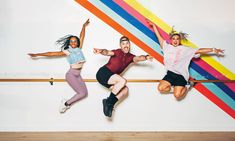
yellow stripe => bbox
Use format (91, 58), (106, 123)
(124, 0), (235, 79)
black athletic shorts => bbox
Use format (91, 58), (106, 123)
(162, 71), (187, 86)
(96, 66), (114, 88)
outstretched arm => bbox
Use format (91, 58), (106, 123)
(195, 48), (224, 56)
(28, 51), (66, 57)
(146, 19), (165, 48)
(79, 19), (90, 49)
(133, 55), (153, 63)
(93, 48), (114, 56)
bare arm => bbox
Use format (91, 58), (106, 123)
(93, 48), (114, 56)
(28, 51), (66, 57)
(133, 55), (153, 63)
(146, 19), (165, 48)
(79, 19), (90, 49)
(195, 48), (224, 56)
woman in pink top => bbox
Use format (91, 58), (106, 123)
(147, 19), (224, 100)
(94, 36), (153, 117)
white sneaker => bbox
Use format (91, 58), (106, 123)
(59, 99), (70, 114)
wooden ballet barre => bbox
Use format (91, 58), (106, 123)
(0, 78), (234, 85)
(0, 78), (158, 83)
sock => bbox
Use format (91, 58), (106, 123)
(186, 81), (195, 90)
(169, 86), (174, 93)
(107, 92), (118, 106)
(65, 102), (70, 107)
(186, 84), (190, 89)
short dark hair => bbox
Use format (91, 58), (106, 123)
(120, 36), (130, 43)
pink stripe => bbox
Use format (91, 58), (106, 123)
(114, 0), (170, 42)
(114, 0), (234, 91)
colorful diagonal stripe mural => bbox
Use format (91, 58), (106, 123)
(75, 0), (235, 119)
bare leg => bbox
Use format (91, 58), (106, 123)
(173, 86), (187, 100)
(115, 86), (129, 100)
(107, 74), (127, 95)
(158, 80), (171, 93)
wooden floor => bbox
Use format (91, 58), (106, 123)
(0, 132), (235, 141)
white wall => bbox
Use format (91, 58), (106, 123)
(0, 0), (234, 131)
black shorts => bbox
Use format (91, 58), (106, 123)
(96, 66), (114, 88)
(162, 71), (187, 86)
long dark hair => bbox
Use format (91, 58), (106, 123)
(56, 35), (80, 50)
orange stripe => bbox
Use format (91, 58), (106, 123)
(75, 0), (163, 63)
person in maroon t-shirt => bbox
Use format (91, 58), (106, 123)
(94, 36), (153, 117)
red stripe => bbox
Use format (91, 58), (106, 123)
(195, 83), (235, 118)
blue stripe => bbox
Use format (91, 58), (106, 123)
(100, 0), (160, 45)
(190, 69), (235, 110)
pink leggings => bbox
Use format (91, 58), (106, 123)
(65, 68), (88, 105)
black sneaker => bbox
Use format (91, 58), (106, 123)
(102, 99), (113, 117)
